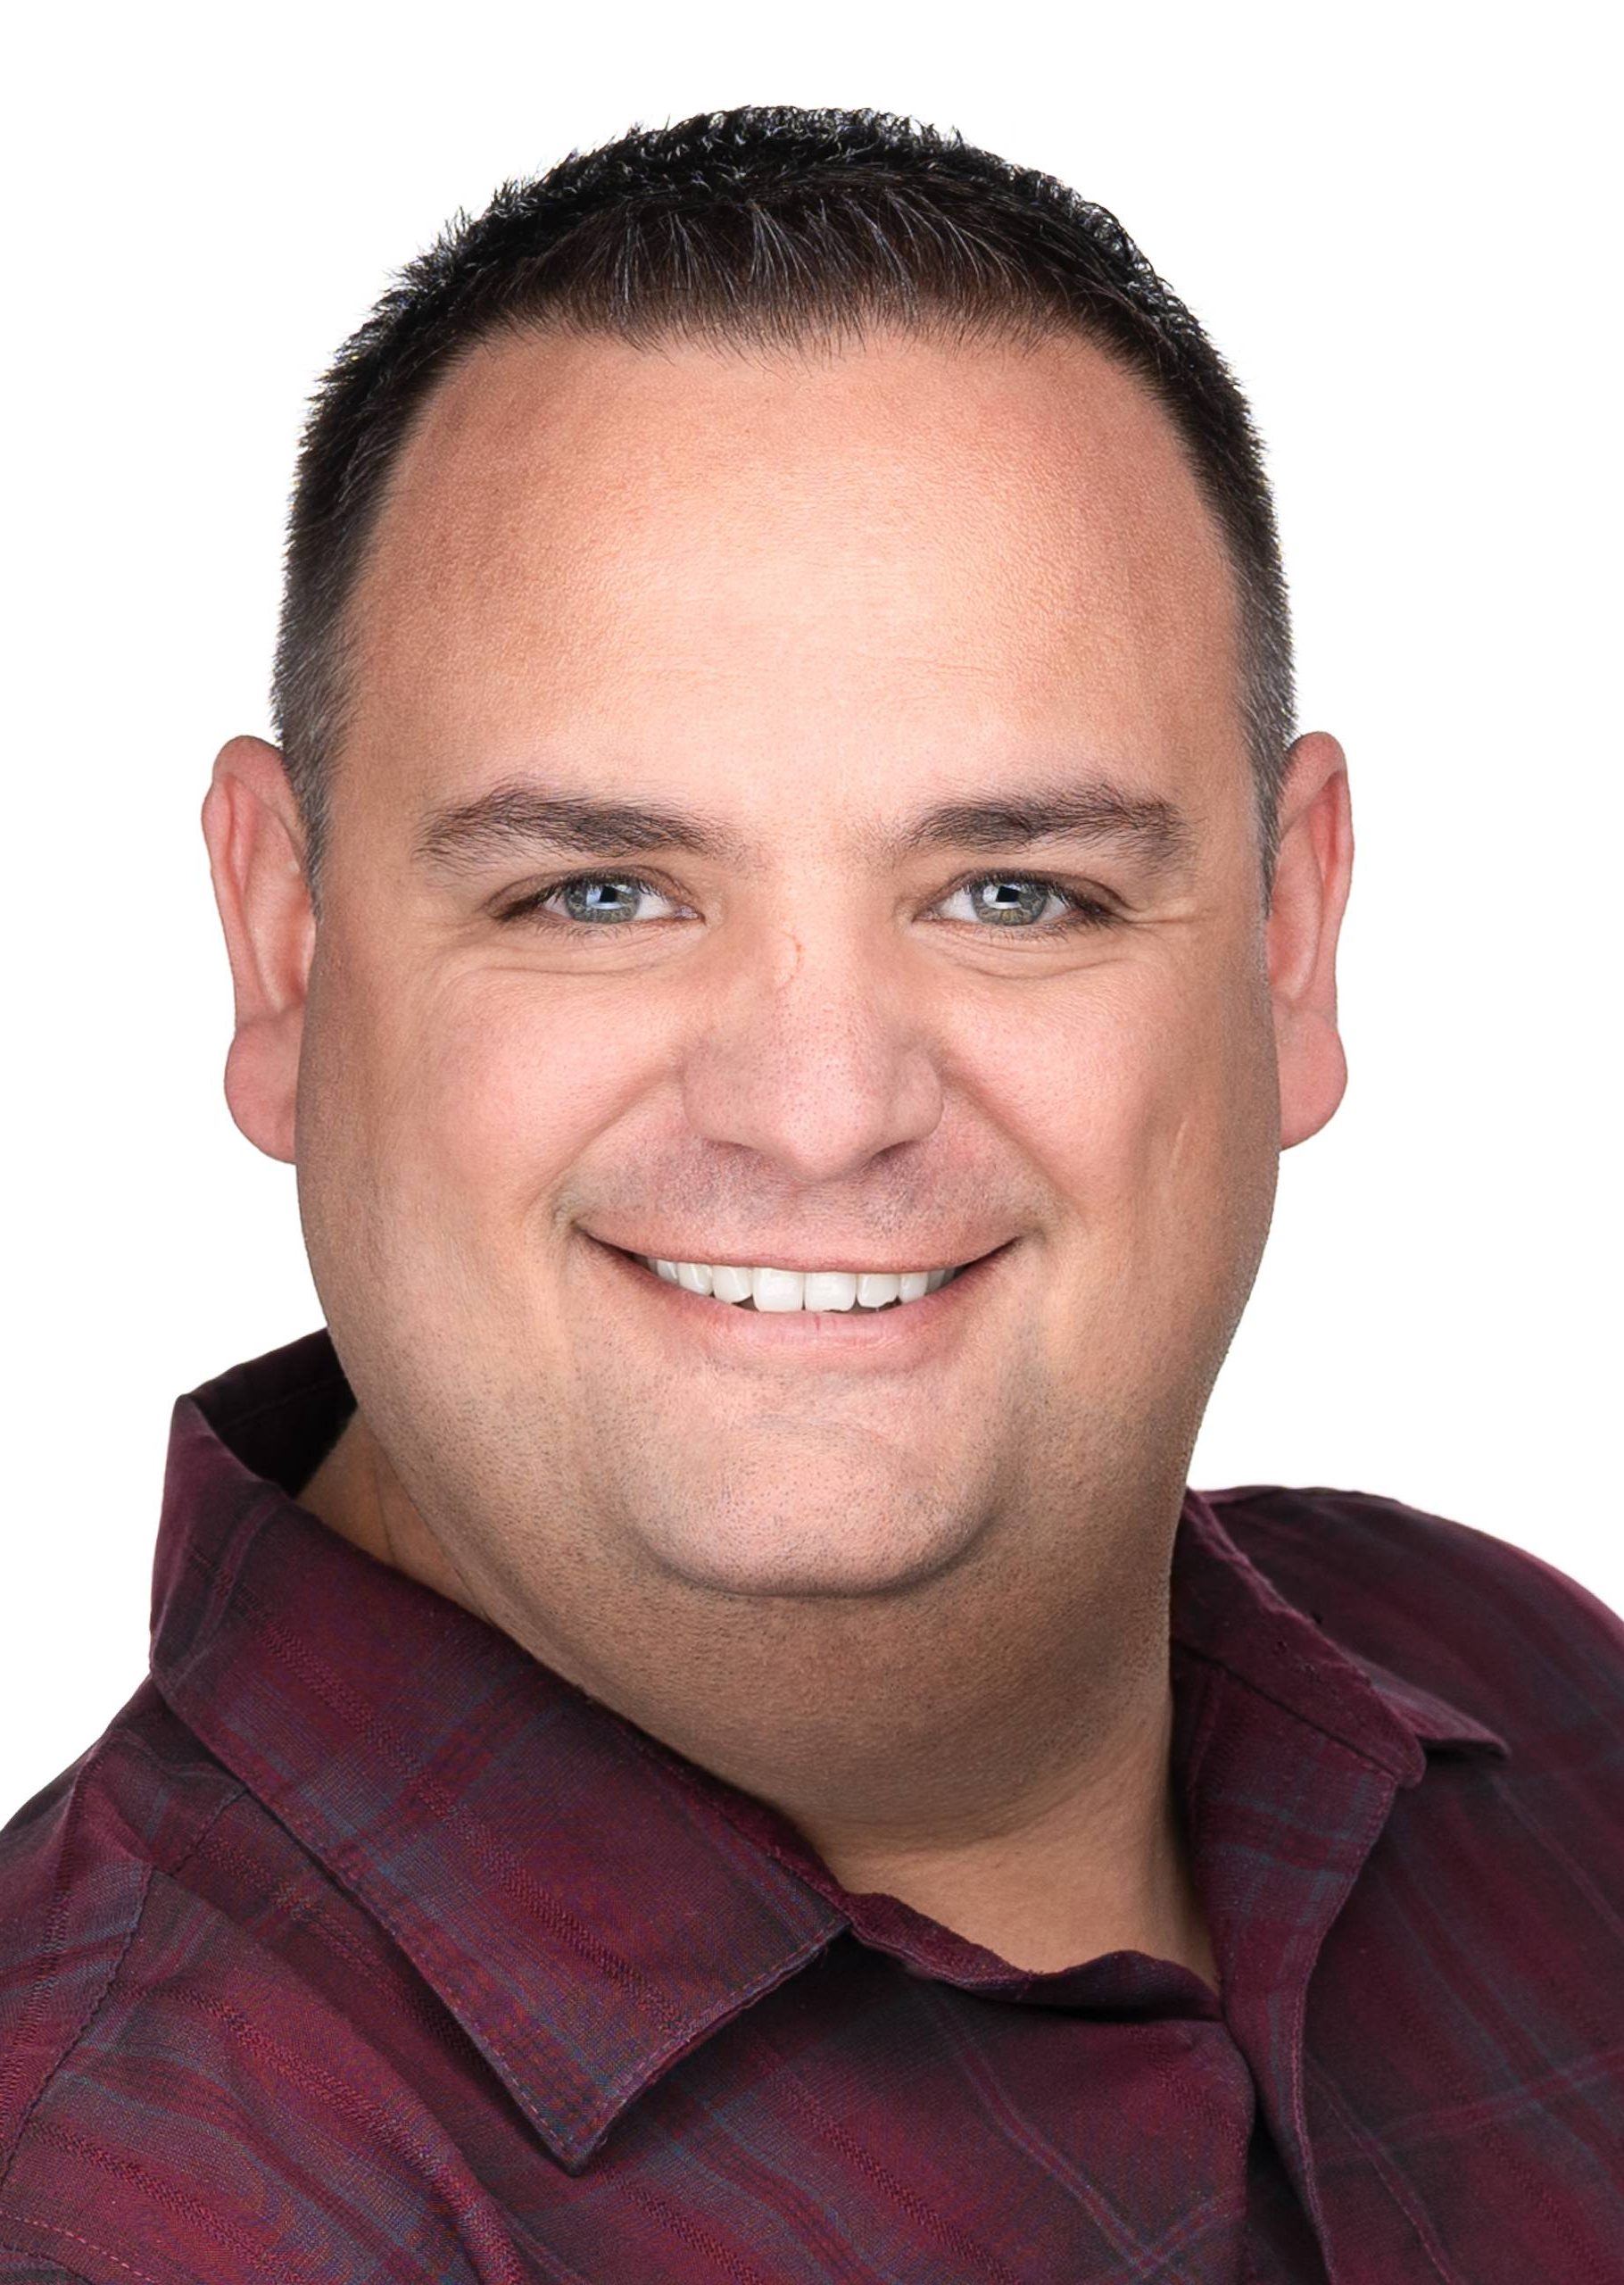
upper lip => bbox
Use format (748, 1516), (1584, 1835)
(587, 1234), (1010, 1275)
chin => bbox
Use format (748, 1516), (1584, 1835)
(630, 1481), (990, 1602)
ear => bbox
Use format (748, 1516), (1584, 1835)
(200, 735), (314, 1164)
(1268, 730), (1354, 1150)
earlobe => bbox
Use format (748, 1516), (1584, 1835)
(200, 735), (314, 1166)
(1268, 731), (1355, 1151)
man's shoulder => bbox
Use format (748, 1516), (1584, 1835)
(0, 1685), (244, 2160)
(0, 1685), (501, 2280)
(1206, 1481), (1624, 1752)
(0, 1697), (319, 2272)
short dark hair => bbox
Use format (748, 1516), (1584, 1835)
(273, 104), (1295, 904)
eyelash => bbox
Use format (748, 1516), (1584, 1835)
(497, 870), (1125, 936)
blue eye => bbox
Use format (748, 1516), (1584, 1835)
(965, 878), (1058, 926)
(497, 869), (1119, 937)
(558, 877), (651, 924)
(503, 874), (685, 927)
(937, 877), (1118, 930)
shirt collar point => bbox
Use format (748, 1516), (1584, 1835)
(1175, 1490), (1511, 1775)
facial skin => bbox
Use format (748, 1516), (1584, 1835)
(204, 326), (1352, 1975)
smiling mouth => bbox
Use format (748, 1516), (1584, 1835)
(633, 1254), (969, 1313)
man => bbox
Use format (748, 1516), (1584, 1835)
(2, 103), (1620, 2284)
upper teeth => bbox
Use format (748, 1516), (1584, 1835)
(640, 1259), (960, 1311)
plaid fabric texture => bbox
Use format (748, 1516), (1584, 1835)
(1, 1328), (1620, 2281)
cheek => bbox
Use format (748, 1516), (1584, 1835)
(963, 950), (1277, 1283)
(301, 953), (675, 1352)
(388, 968), (668, 1222)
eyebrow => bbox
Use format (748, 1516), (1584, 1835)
(413, 772), (1196, 881)
(889, 782), (1196, 876)
(414, 783), (750, 873)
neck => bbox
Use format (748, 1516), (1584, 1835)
(798, 1687), (1214, 1982)
(298, 1409), (1215, 1986)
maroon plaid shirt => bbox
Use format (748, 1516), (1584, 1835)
(2, 1330), (1620, 2282)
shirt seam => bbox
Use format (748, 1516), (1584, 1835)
(1170, 1636), (1415, 1779)
(612, 1721), (841, 1910)
(1304, 2060), (1465, 2285)
(0, 1734), (158, 2201)
(152, 1768), (253, 1891)
(0, 1749), (242, 2210)
(0, 1868), (153, 2207)
(1178, 1643), (1228, 1801)
(0, 2214), (161, 2285)
(561, 1920), (841, 2161)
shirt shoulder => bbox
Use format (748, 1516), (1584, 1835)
(1206, 1482), (1624, 1765)
(0, 1688), (236, 2274)
(0, 1685), (228, 2156)
(0, 1685), (510, 2281)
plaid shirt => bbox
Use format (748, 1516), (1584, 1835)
(2, 1329), (1620, 2282)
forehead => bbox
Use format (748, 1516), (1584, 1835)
(344, 325), (1246, 830)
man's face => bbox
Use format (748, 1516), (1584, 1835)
(244, 328), (1336, 1636)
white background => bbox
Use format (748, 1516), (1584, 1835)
(3, 0), (1617, 1816)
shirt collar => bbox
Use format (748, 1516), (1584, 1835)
(1171, 1490), (1509, 1774)
(150, 1328), (846, 2170)
(1165, 1487), (1505, 2251)
(149, 1327), (1504, 2171)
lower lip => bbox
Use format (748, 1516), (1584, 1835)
(585, 1238), (1012, 1364)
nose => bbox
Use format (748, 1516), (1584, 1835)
(679, 919), (945, 1184)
